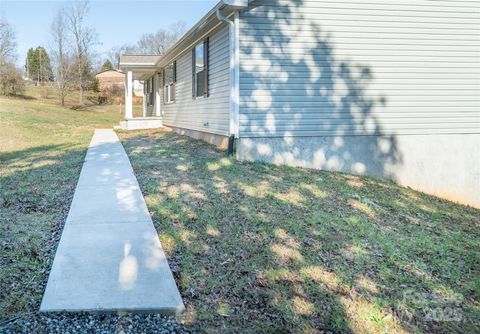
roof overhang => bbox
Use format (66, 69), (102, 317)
(119, 55), (161, 80)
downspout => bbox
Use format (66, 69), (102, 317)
(216, 8), (240, 154)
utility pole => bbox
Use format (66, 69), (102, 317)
(37, 49), (40, 85)
(39, 49), (42, 85)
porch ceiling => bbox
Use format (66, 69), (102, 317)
(119, 55), (161, 80)
(131, 69), (157, 81)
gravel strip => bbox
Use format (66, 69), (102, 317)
(0, 312), (193, 334)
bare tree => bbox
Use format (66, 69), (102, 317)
(106, 44), (137, 69)
(0, 18), (23, 97)
(107, 20), (186, 68)
(137, 30), (171, 55)
(169, 21), (187, 40)
(0, 18), (17, 60)
(107, 20), (186, 71)
(0, 58), (25, 96)
(136, 20), (187, 55)
(50, 8), (75, 106)
(65, 0), (97, 105)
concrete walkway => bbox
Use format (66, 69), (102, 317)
(40, 129), (184, 314)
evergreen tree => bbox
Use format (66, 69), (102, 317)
(25, 46), (54, 83)
(101, 59), (113, 71)
(26, 48), (36, 79)
(91, 78), (99, 92)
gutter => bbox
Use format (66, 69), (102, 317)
(216, 9), (236, 140)
(119, 63), (158, 67)
(216, 1), (246, 141)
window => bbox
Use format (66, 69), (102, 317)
(148, 77), (154, 105)
(192, 39), (209, 98)
(144, 78), (153, 106)
(164, 61), (176, 104)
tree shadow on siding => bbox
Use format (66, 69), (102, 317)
(239, 0), (402, 179)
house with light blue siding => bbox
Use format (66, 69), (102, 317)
(119, 0), (480, 207)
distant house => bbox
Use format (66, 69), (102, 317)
(95, 69), (143, 104)
(118, 0), (480, 207)
(95, 69), (124, 91)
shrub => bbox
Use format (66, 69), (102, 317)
(100, 84), (124, 104)
(87, 93), (102, 105)
(91, 78), (100, 92)
(0, 58), (25, 96)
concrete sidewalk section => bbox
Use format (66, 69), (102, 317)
(40, 129), (184, 314)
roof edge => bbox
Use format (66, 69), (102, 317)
(154, 1), (229, 68)
(156, 0), (249, 68)
(119, 0), (250, 71)
(95, 68), (124, 76)
(119, 55), (162, 69)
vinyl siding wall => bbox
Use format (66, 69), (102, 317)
(238, 0), (480, 138)
(237, 0), (480, 207)
(161, 26), (231, 136)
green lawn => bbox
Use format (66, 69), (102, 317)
(1, 89), (479, 333)
(0, 92), (123, 321)
(118, 129), (480, 333)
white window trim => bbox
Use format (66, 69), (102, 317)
(193, 39), (208, 99)
(163, 62), (176, 104)
(164, 83), (175, 104)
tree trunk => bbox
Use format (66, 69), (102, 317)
(78, 59), (83, 105)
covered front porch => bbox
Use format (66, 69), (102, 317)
(116, 55), (162, 130)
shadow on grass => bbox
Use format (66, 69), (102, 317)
(119, 130), (479, 333)
(0, 94), (37, 101)
(0, 144), (87, 320)
(1, 133), (478, 332)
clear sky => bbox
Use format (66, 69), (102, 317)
(0, 0), (218, 67)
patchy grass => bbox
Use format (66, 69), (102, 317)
(0, 91), (122, 321)
(119, 129), (480, 333)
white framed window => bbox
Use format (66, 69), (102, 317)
(192, 39), (209, 98)
(164, 61), (176, 104)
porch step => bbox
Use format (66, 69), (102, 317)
(115, 118), (163, 131)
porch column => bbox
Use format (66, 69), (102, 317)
(142, 82), (147, 117)
(155, 73), (161, 117)
(124, 70), (133, 120)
